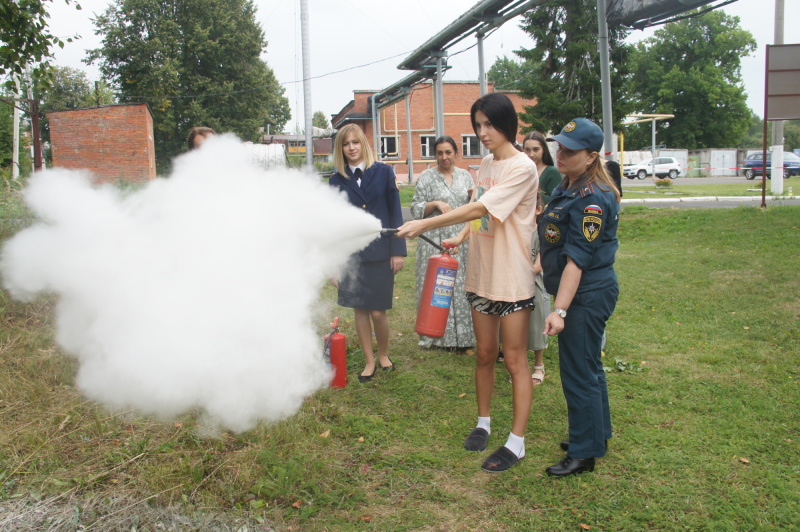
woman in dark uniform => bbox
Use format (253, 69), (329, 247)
(539, 118), (620, 477)
(329, 124), (407, 382)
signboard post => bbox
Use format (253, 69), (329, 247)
(762, 44), (800, 206)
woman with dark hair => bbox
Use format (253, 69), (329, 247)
(539, 118), (620, 477)
(398, 92), (538, 472)
(187, 127), (216, 150)
(329, 124), (407, 382)
(410, 136), (475, 350)
(522, 131), (561, 204)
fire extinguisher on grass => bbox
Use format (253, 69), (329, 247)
(415, 238), (459, 338)
(323, 317), (347, 388)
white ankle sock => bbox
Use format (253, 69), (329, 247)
(505, 432), (525, 458)
(477, 416), (491, 435)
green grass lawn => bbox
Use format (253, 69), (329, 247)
(1, 194), (798, 529)
(621, 181), (794, 199)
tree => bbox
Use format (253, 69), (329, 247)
(89, 0), (291, 170)
(312, 111), (330, 130)
(502, 1), (633, 134)
(0, 1), (79, 85)
(626, 10), (756, 149)
(0, 93), (31, 178)
(34, 66), (116, 144)
(487, 56), (528, 91)
(739, 112), (800, 151)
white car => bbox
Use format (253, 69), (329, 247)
(623, 157), (682, 179)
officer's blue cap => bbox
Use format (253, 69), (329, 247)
(547, 118), (604, 152)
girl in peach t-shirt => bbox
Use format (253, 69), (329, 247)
(398, 93), (538, 473)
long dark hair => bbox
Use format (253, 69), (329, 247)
(523, 131), (555, 166)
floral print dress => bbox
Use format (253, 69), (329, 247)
(410, 166), (475, 349)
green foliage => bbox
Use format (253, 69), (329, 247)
(486, 56), (528, 91)
(0, 0), (80, 86)
(33, 66), (116, 148)
(604, 357), (643, 373)
(740, 112), (800, 151)
(36, 66), (115, 113)
(314, 161), (333, 173)
(312, 111), (329, 129)
(627, 10), (756, 149)
(507, 0), (633, 133)
(0, 95), (32, 178)
(89, 0), (291, 172)
(654, 178), (672, 188)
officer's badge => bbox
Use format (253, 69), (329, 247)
(582, 216), (602, 242)
(584, 204), (603, 215)
(564, 121), (577, 132)
(545, 211), (562, 221)
(544, 223), (561, 243)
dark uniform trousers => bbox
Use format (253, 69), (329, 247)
(541, 180), (620, 459)
(559, 284), (618, 458)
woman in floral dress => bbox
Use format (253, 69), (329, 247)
(410, 136), (475, 350)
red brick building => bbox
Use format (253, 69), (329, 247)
(331, 81), (536, 179)
(47, 104), (156, 183)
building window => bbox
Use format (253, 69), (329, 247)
(380, 136), (399, 159)
(420, 135), (436, 158)
(462, 135), (481, 158)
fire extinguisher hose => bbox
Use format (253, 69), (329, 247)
(381, 228), (452, 254)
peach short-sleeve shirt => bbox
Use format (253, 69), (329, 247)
(464, 151), (539, 302)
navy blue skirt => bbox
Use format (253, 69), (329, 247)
(338, 260), (394, 310)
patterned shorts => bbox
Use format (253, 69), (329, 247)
(466, 292), (535, 318)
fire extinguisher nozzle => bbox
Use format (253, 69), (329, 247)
(380, 228), (399, 235)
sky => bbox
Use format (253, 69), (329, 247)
(45, 0), (798, 130)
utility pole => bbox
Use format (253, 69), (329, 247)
(597, 0), (615, 160)
(300, 0), (314, 174)
(771, 0), (784, 147)
(24, 66), (42, 171)
(12, 76), (21, 179)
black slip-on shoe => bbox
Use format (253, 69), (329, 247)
(481, 446), (523, 473)
(463, 428), (489, 452)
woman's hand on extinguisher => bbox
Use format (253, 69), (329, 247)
(390, 256), (405, 274)
(442, 224), (471, 253)
(396, 220), (427, 239)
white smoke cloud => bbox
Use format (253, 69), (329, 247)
(1, 134), (381, 432)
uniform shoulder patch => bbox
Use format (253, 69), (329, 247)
(579, 182), (595, 198)
(582, 216), (602, 242)
(584, 204), (603, 215)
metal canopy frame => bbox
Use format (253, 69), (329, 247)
(369, 0), (546, 163)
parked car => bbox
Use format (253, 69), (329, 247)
(623, 157), (682, 179)
(742, 152), (800, 180)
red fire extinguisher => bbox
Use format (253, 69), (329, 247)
(323, 317), (347, 388)
(415, 239), (459, 338)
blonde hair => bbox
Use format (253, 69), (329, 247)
(567, 152), (621, 203)
(587, 156), (621, 202)
(333, 124), (376, 176)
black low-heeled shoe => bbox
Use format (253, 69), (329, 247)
(380, 357), (395, 372)
(358, 367), (377, 383)
(546, 455), (596, 477)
